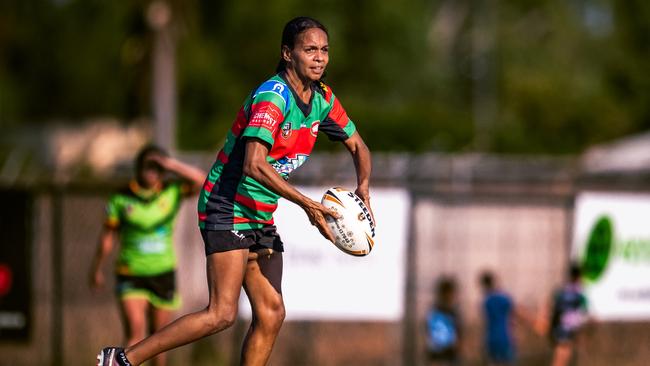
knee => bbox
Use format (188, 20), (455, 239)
(255, 298), (285, 331)
(204, 303), (238, 334)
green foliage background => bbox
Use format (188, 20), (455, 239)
(1, 0), (649, 153)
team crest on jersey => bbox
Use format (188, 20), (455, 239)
(281, 121), (292, 139)
(310, 120), (320, 137)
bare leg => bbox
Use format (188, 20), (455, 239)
(551, 343), (573, 366)
(119, 297), (149, 346)
(240, 252), (285, 366)
(150, 307), (174, 366)
(124, 249), (249, 365)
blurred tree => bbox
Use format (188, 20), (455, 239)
(0, 0), (649, 154)
(491, 0), (645, 153)
(0, 0), (150, 125)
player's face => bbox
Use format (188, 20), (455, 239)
(140, 167), (162, 188)
(139, 159), (163, 188)
(286, 28), (329, 82)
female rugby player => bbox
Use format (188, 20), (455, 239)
(98, 16), (372, 366)
(91, 145), (206, 366)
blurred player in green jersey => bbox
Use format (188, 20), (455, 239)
(91, 145), (205, 366)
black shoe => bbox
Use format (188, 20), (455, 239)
(96, 347), (132, 366)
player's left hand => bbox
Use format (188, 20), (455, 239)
(355, 185), (375, 225)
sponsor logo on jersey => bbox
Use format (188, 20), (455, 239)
(310, 120), (320, 137)
(253, 81), (289, 108)
(249, 104), (282, 132)
(272, 82), (285, 94)
(272, 154), (309, 175)
(281, 121), (292, 139)
(137, 240), (166, 254)
(319, 82), (328, 93)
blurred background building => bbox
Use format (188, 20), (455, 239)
(1, 0), (649, 365)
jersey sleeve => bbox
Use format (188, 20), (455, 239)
(319, 84), (357, 141)
(179, 181), (193, 197)
(104, 195), (121, 229)
(241, 80), (290, 147)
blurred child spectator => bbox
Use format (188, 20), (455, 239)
(548, 264), (590, 366)
(479, 271), (516, 365)
(425, 276), (462, 366)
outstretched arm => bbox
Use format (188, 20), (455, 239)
(342, 132), (373, 218)
(242, 138), (339, 243)
(513, 303), (542, 335)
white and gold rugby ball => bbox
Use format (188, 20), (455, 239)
(321, 187), (376, 256)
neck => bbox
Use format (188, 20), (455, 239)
(133, 179), (161, 192)
(283, 68), (313, 103)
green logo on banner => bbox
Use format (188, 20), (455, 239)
(582, 215), (613, 282)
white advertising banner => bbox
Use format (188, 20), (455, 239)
(239, 187), (409, 321)
(572, 191), (650, 320)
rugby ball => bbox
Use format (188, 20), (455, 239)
(321, 187), (376, 256)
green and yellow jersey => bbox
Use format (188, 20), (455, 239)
(106, 181), (187, 276)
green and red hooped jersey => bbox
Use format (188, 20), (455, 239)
(198, 73), (357, 231)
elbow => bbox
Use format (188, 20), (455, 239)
(350, 137), (369, 156)
(194, 171), (208, 188)
(243, 160), (263, 180)
(99, 240), (113, 256)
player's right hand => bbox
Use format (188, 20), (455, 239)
(302, 200), (339, 243)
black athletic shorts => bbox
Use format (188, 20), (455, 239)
(201, 225), (284, 256)
(115, 270), (179, 309)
